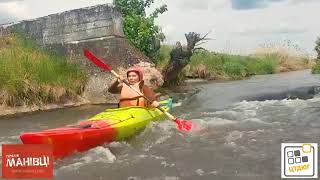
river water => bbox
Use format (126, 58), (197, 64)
(0, 70), (319, 180)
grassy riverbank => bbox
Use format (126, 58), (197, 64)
(156, 44), (313, 80)
(0, 33), (88, 107)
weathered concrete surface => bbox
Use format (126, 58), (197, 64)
(9, 4), (123, 44)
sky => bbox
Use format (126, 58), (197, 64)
(0, 0), (319, 56)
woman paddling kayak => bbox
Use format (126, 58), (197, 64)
(83, 49), (196, 131)
(108, 66), (160, 108)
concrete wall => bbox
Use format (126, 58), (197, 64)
(9, 4), (123, 45)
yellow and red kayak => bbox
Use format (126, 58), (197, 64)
(20, 99), (172, 158)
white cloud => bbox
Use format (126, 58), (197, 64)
(289, 0), (318, 5)
(0, 0), (112, 24)
(162, 24), (175, 34)
(234, 24), (307, 36)
(179, 0), (211, 11)
(151, 0), (320, 55)
(0, 1), (30, 24)
(0, 0), (23, 2)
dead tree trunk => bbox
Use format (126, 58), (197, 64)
(162, 32), (210, 87)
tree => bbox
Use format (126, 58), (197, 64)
(162, 32), (210, 87)
(113, 0), (167, 60)
(315, 37), (320, 60)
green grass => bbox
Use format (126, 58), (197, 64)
(0, 33), (88, 106)
(188, 50), (277, 80)
(154, 44), (173, 68)
(312, 60), (320, 74)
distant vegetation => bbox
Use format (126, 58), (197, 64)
(156, 42), (313, 81)
(0, 33), (88, 106)
(312, 37), (320, 74)
(186, 50), (277, 80)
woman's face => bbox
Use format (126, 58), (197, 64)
(127, 72), (140, 85)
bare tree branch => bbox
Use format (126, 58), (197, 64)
(195, 41), (208, 47)
(192, 47), (206, 53)
(199, 30), (212, 41)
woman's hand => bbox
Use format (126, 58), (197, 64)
(117, 76), (125, 83)
(150, 101), (160, 108)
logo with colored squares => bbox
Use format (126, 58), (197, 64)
(281, 143), (318, 178)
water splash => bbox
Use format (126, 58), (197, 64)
(57, 146), (116, 172)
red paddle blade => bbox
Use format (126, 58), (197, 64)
(83, 49), (112, 72)
(175, 119), (197, 131)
